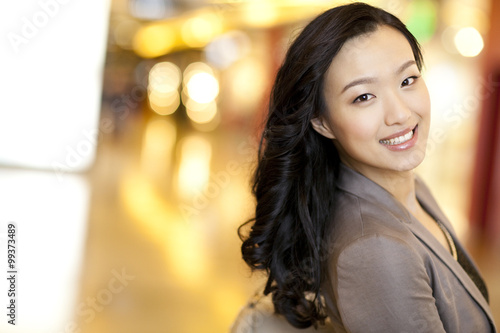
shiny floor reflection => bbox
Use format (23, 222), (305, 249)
(78, 116), (263, 333)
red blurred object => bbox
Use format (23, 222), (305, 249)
(469, 0), (500, 242)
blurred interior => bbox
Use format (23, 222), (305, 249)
(1, 0), (499, 332)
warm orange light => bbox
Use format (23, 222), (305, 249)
(183, 62), (215, 84)
(140, 118), (177, 177)
(186, 101), (218, 124)
(177, 135), (212, 199)
(181, 13), (222, 48)
(186, 72), (219, 104)
(120, 173), (209, 287)
(149, 62), (182, 93)
(148, 62), (182, 115)
(241, 1), (278, 27)
(149, 91), (180, 115)
(227, 57), (267, 113)
(133, 24), (175, 58)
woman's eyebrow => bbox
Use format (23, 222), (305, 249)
(396, 59), (417, 74)
(341, 77), (376, 94)
(341, 59), (417, 94)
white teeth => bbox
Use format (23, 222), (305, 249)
(380, 130), (413, 145)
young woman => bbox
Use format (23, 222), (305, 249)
(238, 2), (497, 332)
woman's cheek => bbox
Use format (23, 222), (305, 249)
(413, 83), (431, 117)
(347, 110), (381, 141)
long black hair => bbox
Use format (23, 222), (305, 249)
(239, 2), (423, 328)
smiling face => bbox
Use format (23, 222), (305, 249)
(311, 25), (431, 180)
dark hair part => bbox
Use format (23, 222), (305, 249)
(239, 2), (423, 328)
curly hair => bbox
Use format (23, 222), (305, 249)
(239, 2), (423, 328)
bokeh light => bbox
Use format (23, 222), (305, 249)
(177, 135), (212, 199)
(148, 62), (182, 115)
(183, 62), (219, 106)
(148, 91), (180, 116)
(185, 72), (219, 104)
(149, 62), (182, 94)
(242, 1), (278, 28)
(226, 57), (267, 114)
(454, 27), (484, 57)
(424, 62), (461, 127)
(133, 24), (175, 58)
(181, 13), (223, 48)
(186, 100), (218, 124)
(183, 62), (214, 82)
(141, 118), (177, 177)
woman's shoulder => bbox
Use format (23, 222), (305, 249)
(326, 188), (419, 267)
(326, 195), (426, 280)
(332, 188), (413, 240)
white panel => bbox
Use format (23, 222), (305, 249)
(0, 169), (89, 332)
(0, 0), (111, 173)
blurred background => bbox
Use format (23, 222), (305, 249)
(0, 0), (499, 332)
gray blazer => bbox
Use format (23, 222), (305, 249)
(322, 164), (497, 332)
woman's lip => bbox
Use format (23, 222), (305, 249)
(380, 126), (414, 141)
(379, 125), (418, 151)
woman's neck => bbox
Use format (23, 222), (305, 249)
(346, 163), (420, 214)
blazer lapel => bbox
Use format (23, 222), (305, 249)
(336, 165), (495, 327)
(413, 177), (495, 326)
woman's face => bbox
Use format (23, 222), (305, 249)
(312, 25), (430, 178)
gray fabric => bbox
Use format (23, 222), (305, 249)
(322, 164), (497, 332)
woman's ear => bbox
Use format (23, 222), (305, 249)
(310, 117), (336, 139)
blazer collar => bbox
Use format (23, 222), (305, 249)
(336, 164), (495, 325)
(414, 179), (495, 325)
(336, 163), (412, 222)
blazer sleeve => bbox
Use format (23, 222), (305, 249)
(332, 234), (446, 333)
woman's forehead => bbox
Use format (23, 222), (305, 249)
(325, 26), (416, 89)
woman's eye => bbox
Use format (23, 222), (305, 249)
(401, 76), (419, 87)
(353, 93), (374, 103)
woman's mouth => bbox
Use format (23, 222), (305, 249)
(379, 125), (418, 151)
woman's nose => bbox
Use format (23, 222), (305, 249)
(384, 90), (411, 125)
